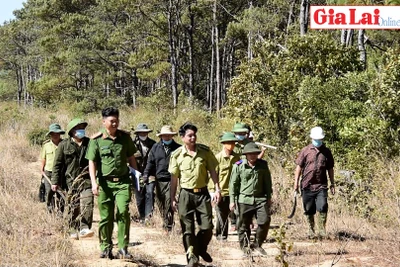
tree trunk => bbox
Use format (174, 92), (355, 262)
(187, 2), (194, 98)
(300, 0), (309, 36)
(215, 0), (221, 116)
(341, 29), (347, 45)
(346, 29), (354, 46)
(209, 15), (215, 113)
(358, 29), (366, 70)
(168, 0), (178, 108)
(287, 0), (297, 34)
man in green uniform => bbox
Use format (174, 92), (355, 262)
(169, 122), (221, 267)
(208, 132), (239, 241)
(51, 118), (93, 239)
(229, 142), (273, 257)
(40, 123), (65, 212)
(86, 107), (138, 259)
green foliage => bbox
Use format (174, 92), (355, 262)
(271, 223), (292, 267)
(27, 128), (48, 146)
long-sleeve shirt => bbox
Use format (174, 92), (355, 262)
(229, 158), (272, 206)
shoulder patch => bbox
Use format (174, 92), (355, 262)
(91, 132), (103, 139)
(235, 159), (243, 165)
(197, 143), (210, 151)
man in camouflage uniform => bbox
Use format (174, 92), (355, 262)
(169, 122), (221, 267)
(208, 132), (239, 241)
(132, 123), (156, 223)
(86, 107), (138, 259)
(294, 126), (335, 239)
(40, 123), (65, 212)
(230, 142), (273, 257)
(51, 118), (94, 239)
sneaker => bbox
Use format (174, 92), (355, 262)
(186, 255), (199, 267)
(79, 228), (94, 238)
(254, 246), (267, 256)
(69, 233), (78, 240)
(199, 251), (213, 263)
(118, 248), (133, 259)
(216, 236), (228, 242)
(100, 248), (113, 259)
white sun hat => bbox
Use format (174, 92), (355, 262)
(310, 126), (325, 140)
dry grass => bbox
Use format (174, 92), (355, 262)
(1, 102), (400, 267)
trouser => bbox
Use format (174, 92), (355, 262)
(215, 196), (230, 238)
(238, 202), (270, 249)
(68, 188), (94, 231)
(178, 188), (213, 262)
(98, 179), (132, 251)
(156, 180), (174, 230)
(43, 170), (55, 212)
(135, 182), (155, 219)
(302, 188), (328, 215)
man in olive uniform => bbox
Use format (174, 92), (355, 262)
(294, 126), (335, 239)
(230, 142), (273, 257)
(86, 107), (138, 259)
(208, 132), (239, 241)
(40, 123), (65, 212)
(169, 122), (221, 267)
(51, 118), (94, 239)
(143, 125), (181, 232)
(132, 123), (156, 223)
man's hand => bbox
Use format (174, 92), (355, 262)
(171, 197), (178, 212)
(330, 185), (335, 195)
(92, 184), (99, 196)
(229, 202), (236, 211)
(51, 184), (58, 192)
(213, 191), (221, 204)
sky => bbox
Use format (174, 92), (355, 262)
(0, 0), (25, 24)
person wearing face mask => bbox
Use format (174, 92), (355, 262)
(229, 142), (272, 257)
(208, 132), (239, 241)
(132, 123), (156, 224)
(51, 118), (94, 239)
(294, 126), (335, 239)
(142, 125), (181, 232)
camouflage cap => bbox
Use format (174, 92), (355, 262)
(242, 142), (261, 154)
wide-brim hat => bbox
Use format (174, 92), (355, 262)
(310, 126), (325, 140)
(67, 118), (88, 136)
(157, 125), (177, 136)
(242, 142), (261, 154)
(232, 123), (249, 133)
(133, 123), (152, 133)
(220, 132), (238, 143)
(46, 123), (65, 136)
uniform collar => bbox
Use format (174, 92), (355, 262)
(221, 149), (236, 158)
(101, 128), (121, 139)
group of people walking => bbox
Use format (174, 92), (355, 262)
(39, 106), (335, 267)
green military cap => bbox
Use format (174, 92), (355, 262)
(232, 123), (249, 133)
(220, 132), (238, 143)
(242, 142), (261, 154)
(67, 118), (88, 136)
(132, 123), (152, 133)
(46, 123), (65, 136)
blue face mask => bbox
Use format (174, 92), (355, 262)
(162, 139), (173, 145)
(312, 139), (323, 148)
(75, 129), (86, 139)
(235, 135), (246, 141)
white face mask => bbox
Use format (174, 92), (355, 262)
(139, 135), (147, 141)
